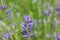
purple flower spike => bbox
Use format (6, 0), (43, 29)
(21, 15), (34, 38)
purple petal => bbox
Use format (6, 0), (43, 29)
(2, 33), (9, 39)
(2, 38), (6, 40)
(57, 14), (60, 18)
(29, 23), (33, 29)
(57, 34), (60, 39)
(56, 2), (60, 6)
(5, 9), (12, 14)
(24, 16), (31, 22)
(2, 5), (7, 9)
(24, 35), (28, 38)
(0, 6), (2, 9)
(29, 33), (34, 37)
(22, 23), (26, 29)
(44, 9), (50, 16)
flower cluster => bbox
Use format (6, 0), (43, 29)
(5, 9), (13, 20)
(54, 34), (60, 40)
(21, 16), (34, 38)
(56, 2), (60, 19)
(2, 32), (12, 40)
(44, 9), (50, 16)
(0, 5), (7, 10)
(56, 2), (60, 7)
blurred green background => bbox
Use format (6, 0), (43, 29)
(0, 0), (58, 40)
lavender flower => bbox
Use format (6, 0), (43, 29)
(21, 15), (34, 38)
(5, 9), (13, 20)
(54, 34), (60, 40)
(2, 33), (10, 40)
(44, 9), (50, 16)
(2, 32), (12, 40)
(57, 13), (60, 19)
(56, 2), (60, 13)
(56, 2), (60, 7)
(46, 33), (50, 38)
(5, 9), (12, 14)
(23, 33), (34, 38)
(24, 16), (31, 22)
(56, 8), (60, 19)
(0, 5), (7, 10)
(56, 7), (60, 18)
(2, 5), (7, 9)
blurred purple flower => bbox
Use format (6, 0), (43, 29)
(46, 33), (50, 38)
(56, 10), (60, 19)
(56, 2), (60, 6)
(57, 13), (60, 18)
(2, 32), (12, 40)
(56, 8), (60, 13)
(2, 33), (9, 40)
(54, 34), (60, 40)
(44, 9), (50, 16)
(0, 5), (7, 10)
(0, 6), (2, 9)
(22, 23), (26, 29)
(5, 9), (13, 20)
(24, 16), (31, 22)
(2, 5), (7, 9)
(5, 9), (12, 14)
(2, 33), (9, 39)
(56, 3), (60, 19)
(24, 33), (34, 38)
(21, 15), (34, 38)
